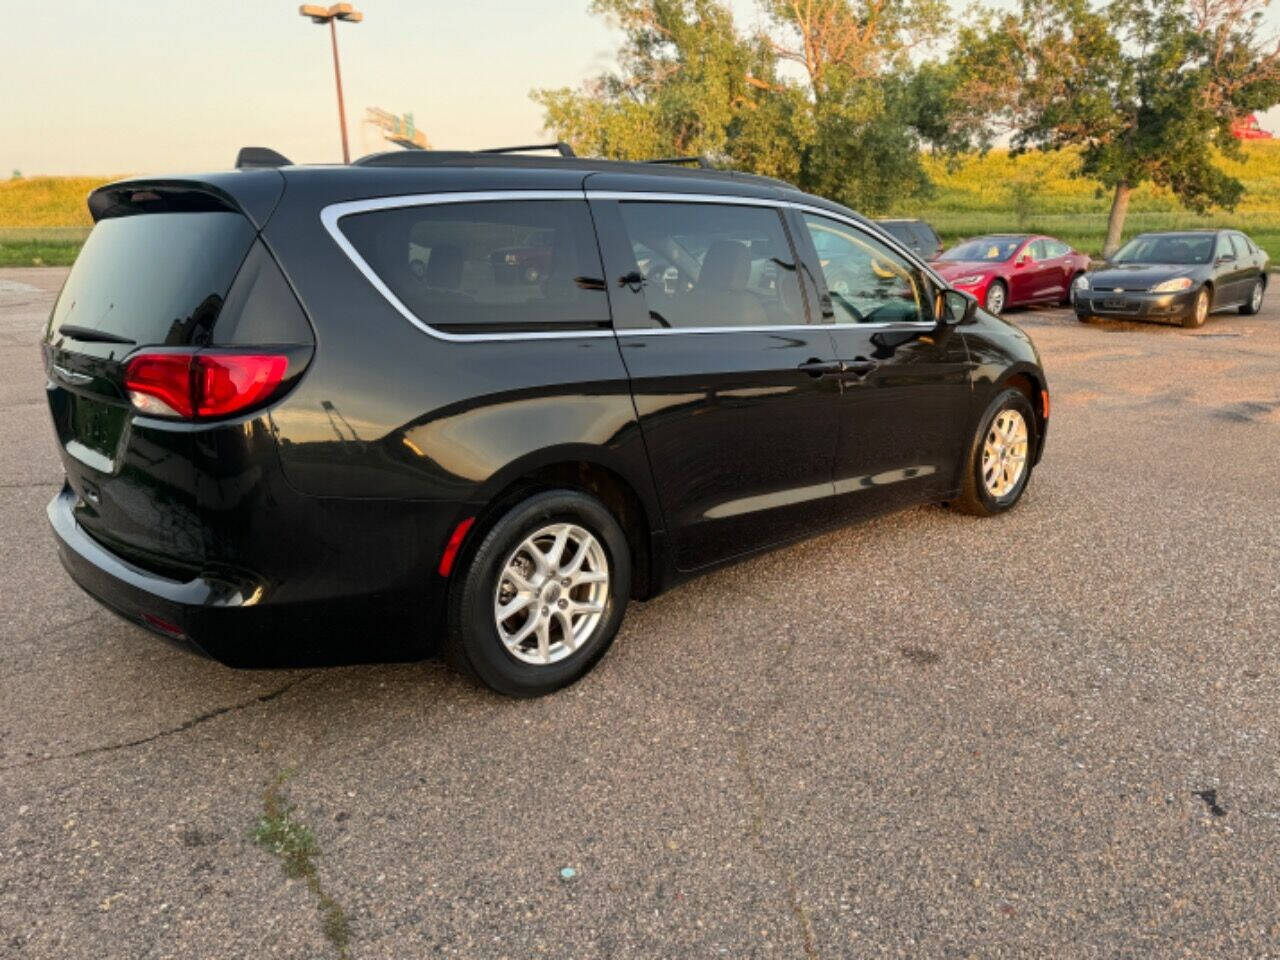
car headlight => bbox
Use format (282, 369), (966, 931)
(951, 274), (987, 286)
(1149, 277), (1193, 293)
(1075, 275), (1090, 290)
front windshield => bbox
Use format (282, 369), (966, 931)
(1112, 234), (1213, 265)
(939, 237), (1023, 262)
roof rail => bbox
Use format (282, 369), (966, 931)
(477, 142), (577, 157)
(647, 156), (712, 168)
(235, 146), (292, 169)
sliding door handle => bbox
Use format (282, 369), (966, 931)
(798, 359), (843, 378)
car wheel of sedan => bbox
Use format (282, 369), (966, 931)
(1183, 287), (1210, 328)
(445, 489), (630, 697)
(951, 388), (1036, 517)
(985, 280), (1007, 316)
(1240, 278), (1265, 316)
(1062, 273), (1083, 307)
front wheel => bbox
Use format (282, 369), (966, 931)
(445, 489), (631, 697)
(950, 388), (1037, 517)
(984, 280), (1007, 316)
(1062, 273), (1083, 307)
(1182, 287), (1210, 328)
(1240, 278), (1265, 315)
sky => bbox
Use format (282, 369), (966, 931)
(4, 0), (1280, 176)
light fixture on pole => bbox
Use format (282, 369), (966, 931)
(299, 3), (363, 164)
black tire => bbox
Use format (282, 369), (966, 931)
(1182, 287), (1210, 328)
(985, 279), (1008, 316)
(950, 387), (1038, 517)
(1240, 277), (1265, 315)
(445, 489), (631, 697)
(1061, 273), (1083, 307)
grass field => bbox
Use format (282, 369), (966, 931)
(0, 176), (106, 266)
(3, 142), (1280, 265)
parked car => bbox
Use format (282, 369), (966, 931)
(42, 145), (1049, 696)
(875, 218), (943, 261)
(1231, 114), (1274, 140)
(934, 234), (1092, 316)
(1074, 229), (1269, 328)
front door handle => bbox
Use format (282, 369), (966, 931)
(841, 359), (879, 379)
(798, 358), (842, 378)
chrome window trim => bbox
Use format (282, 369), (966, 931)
(320, 190), (614, 343)
(320, 188), (942, 342)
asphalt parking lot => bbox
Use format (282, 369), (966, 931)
(2, 265), (1279, 959)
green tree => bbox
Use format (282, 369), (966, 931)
(951, 0), (1280, 255)
(533, 0), (952, 213)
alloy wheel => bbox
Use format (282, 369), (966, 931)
(982, 409), (1029, 498)
(1251, 281), (1264, 313)
(493, 522), (609, 665)
(986, 283), (1006, 315)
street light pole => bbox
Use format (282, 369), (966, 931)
(299, 4), (364, 164)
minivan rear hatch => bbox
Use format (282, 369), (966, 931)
(43, 178), (286, 575)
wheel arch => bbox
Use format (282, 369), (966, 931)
(996, 367), (1049, 463)
(468, 448), (660, 600)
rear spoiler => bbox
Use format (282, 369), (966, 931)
(87, 171), (286, 229)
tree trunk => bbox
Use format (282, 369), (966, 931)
(1102, 181), (1132, 259)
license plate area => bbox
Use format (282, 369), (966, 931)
(59, 391), (129, 473)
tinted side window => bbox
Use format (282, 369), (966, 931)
(915, 222), (941, 255)
(1215, 233), (1234, 259)
(1045, 239), (1070, 258)
(803, 214), (932, 325)
(338, 200), (609, 333)
(1229, 234), (1248, 258)
(614, 202), (807, 329)
(1028, 239), (1049, 261)
(879, 222), (917, 250)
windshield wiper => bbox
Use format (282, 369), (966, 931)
(56, 324), (136, 345)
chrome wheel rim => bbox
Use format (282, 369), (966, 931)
(986, 284), (1005, 314)
(982, 409), (1029, 498)
(1251, 281), (1264, 312)
(493, 523), (609, 666)
(1196, 290), (1209, 324)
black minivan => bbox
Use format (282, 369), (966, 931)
(43, 148), (1049, 696)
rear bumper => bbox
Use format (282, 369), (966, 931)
(48, 486), (444, 666)
(1074, 289), (1196, 322)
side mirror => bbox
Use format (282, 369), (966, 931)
(942, 289), (979, 325)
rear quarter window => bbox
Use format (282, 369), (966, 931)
(335, 200), (610, 334)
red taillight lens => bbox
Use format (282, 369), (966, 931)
(196, 354), (288, 418)
(124, 352), (289, 420)
(124, 353), (196, 418)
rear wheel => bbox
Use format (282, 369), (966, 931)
(1182, 287), (1210, 328)
(445, 489), (630, 697)
(1240, 278), (1265, 315)
(950, 388), (1037, 517)
(985, 280), (1007, 316)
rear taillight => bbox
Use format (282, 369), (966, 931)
(124, 352), (289, 420)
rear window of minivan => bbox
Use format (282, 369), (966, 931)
(50, 212), (256, 346)
(336, 200), (610, 334)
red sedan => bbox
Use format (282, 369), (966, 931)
(934, 234), (1091, 315)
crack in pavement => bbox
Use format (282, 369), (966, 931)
(737, 741), (819, 960)
(0, 479), (61, 489)
(0, 672), (318, 771)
